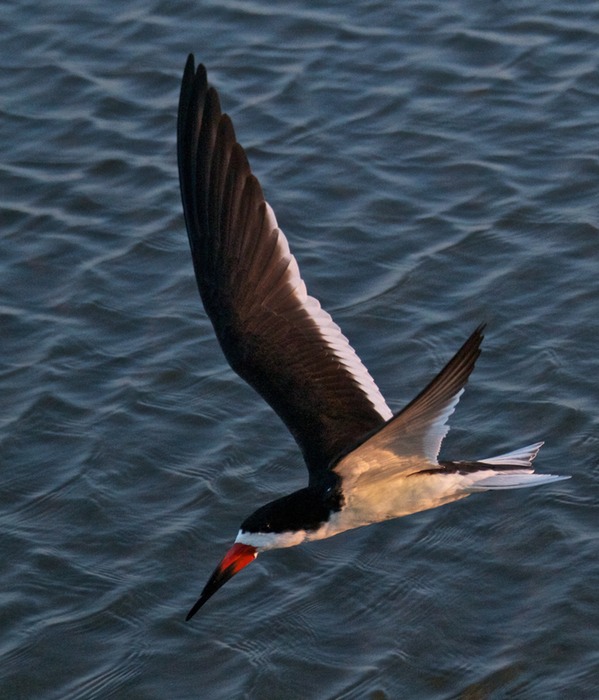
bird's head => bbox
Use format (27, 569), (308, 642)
(185, 484), (342, 620)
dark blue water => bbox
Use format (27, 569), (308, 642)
(2, 1), (598, 697)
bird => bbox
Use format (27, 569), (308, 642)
(176, 55), (569, 620)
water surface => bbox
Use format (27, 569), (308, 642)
(1, 1), (598, 698)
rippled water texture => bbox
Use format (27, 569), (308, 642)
(2, 1), (598, 698)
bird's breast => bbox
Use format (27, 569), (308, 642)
(315, 468), (472, 539)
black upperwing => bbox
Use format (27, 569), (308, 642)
(177, 55), (392, 476)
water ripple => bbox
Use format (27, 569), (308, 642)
(2, 0), (599, 697)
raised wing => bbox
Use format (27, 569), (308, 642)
(334, 325), (484, 481)
(177, 55), (392, 476)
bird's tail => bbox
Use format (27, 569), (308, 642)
(478, 441), (544, 467)
(464, 441), (570, 491)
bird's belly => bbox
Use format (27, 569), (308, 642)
(308, 472), (469, 542)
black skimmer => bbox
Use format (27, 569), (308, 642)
(177, 55), (569, 620)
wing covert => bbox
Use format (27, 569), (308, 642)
(334, 325), (485, 482)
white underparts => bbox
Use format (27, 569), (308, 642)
(235, 443), (568, 552)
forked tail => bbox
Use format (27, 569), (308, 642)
(463, 442), (570, 491)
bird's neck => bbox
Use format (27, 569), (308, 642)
(235, 474), (344, 551)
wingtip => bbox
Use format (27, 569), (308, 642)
(184, 53), (194, 73)
(181, 54), (208, 89)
